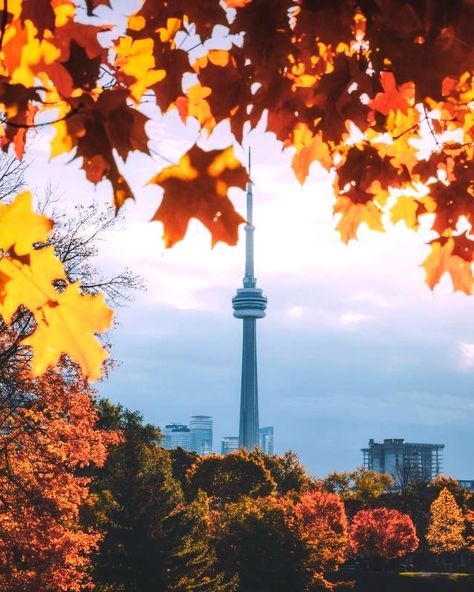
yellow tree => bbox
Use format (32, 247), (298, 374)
(426, 488), (465, 554)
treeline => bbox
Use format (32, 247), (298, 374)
(83, 401), (474, 592)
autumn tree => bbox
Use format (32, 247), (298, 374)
(350, 507), (419, 566)
(86, 400), (235, 592)
(0, 190), (140, 591)
(251, 449), (313, 495)
(426, 487), (466, 555)
(465, 510), (474, 554)
(185, 450), (276, 506)
(295, 490), (349, 588)
(213, 495), (308, 592)
(0, 1), (473, 374)
(0, 362), (120, 592)
(323, 468), (393, 503)
(214, 491), (349, 592)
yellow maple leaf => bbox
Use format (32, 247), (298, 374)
(422, 240), (473, 294)
(390, 196), (418, 228)
(0, 192), (113, 380)
(0, 247), (65, 321)
(334, 197), (384, 243)
(115, 36), (165, 102)
(291, 124), (332, 184)
(0, 191), (52, 255)
(23, 283), (113, 381)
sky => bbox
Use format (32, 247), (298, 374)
(20, 0), (474, 479)
(23, 111), (474, 480)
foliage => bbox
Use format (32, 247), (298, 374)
(465, 510), (474, 554)
(350, 507), (419, 559)
(251, 449), (313, 494)
(323, 468), (393, 502)
(212, 495), (308, 592)
(85, 401), (234, 592)
(295, 490), (349, 578)
(0, 0), (472, 329)
(0, 187), (142, 591)
(185, 450), (277, 506)
(0, 361), (120, 592)
(213, 490), (349, 592)
(426, 488), (466, 554)
(0, 191), (113, 380)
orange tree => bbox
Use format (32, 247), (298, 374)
(0, 0), (473, 380)
(0, 361), (120, 592)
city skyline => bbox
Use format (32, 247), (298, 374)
(161, 415), (274, 456)
(25, 116), (474, 480)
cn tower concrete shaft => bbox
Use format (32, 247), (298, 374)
(232, 181), (267, 450)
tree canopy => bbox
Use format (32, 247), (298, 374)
(0, 0), (473, 380)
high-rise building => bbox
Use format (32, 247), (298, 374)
(259, 426), (274, 455)
(361, 438), (444, 486)
(163, 423), (192, 451)
(232, 175), (267, 450)
(221, 436), (239, 455)
(190, 415), (213, 455)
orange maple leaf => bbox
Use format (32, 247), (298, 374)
(422, 239), (473, 294)
(149, 145), (247, 247)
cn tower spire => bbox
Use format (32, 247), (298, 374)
(232, 149), (267, 450)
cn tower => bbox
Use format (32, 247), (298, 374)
(232, 168), (267, 450)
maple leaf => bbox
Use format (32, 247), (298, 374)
(115, 36), (166, 102)
(0, 193), (113, 380)
(51, 91), (149, 208)
(24, 283), (113, 380)
(337, 145), (410, 203)
(422, 238), (473, 294)
(362, 0), (474, 101)
(0, 247), (65, 322)
(370, 71), (415, 115)
(1, 0), (473, 296)
(290, 124), (332, 184)
(0, 191), (52, 255)
(149, 145), (247, 247)
(20, 0), (57, 37)
(389, 196), (419, 229)
(334, 196), (384, 243)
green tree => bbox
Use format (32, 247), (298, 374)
(186, 450), (276, 506)
(85, 401), (234, 592)
(213, 495), (307, 592)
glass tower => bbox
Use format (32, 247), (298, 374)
(190, 415), (213, 455)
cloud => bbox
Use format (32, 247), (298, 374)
(459, 342), (474, 370)
(287, 305), (306, 318)
(339, 312), (371, 326)
(351, 291), (389, 308)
